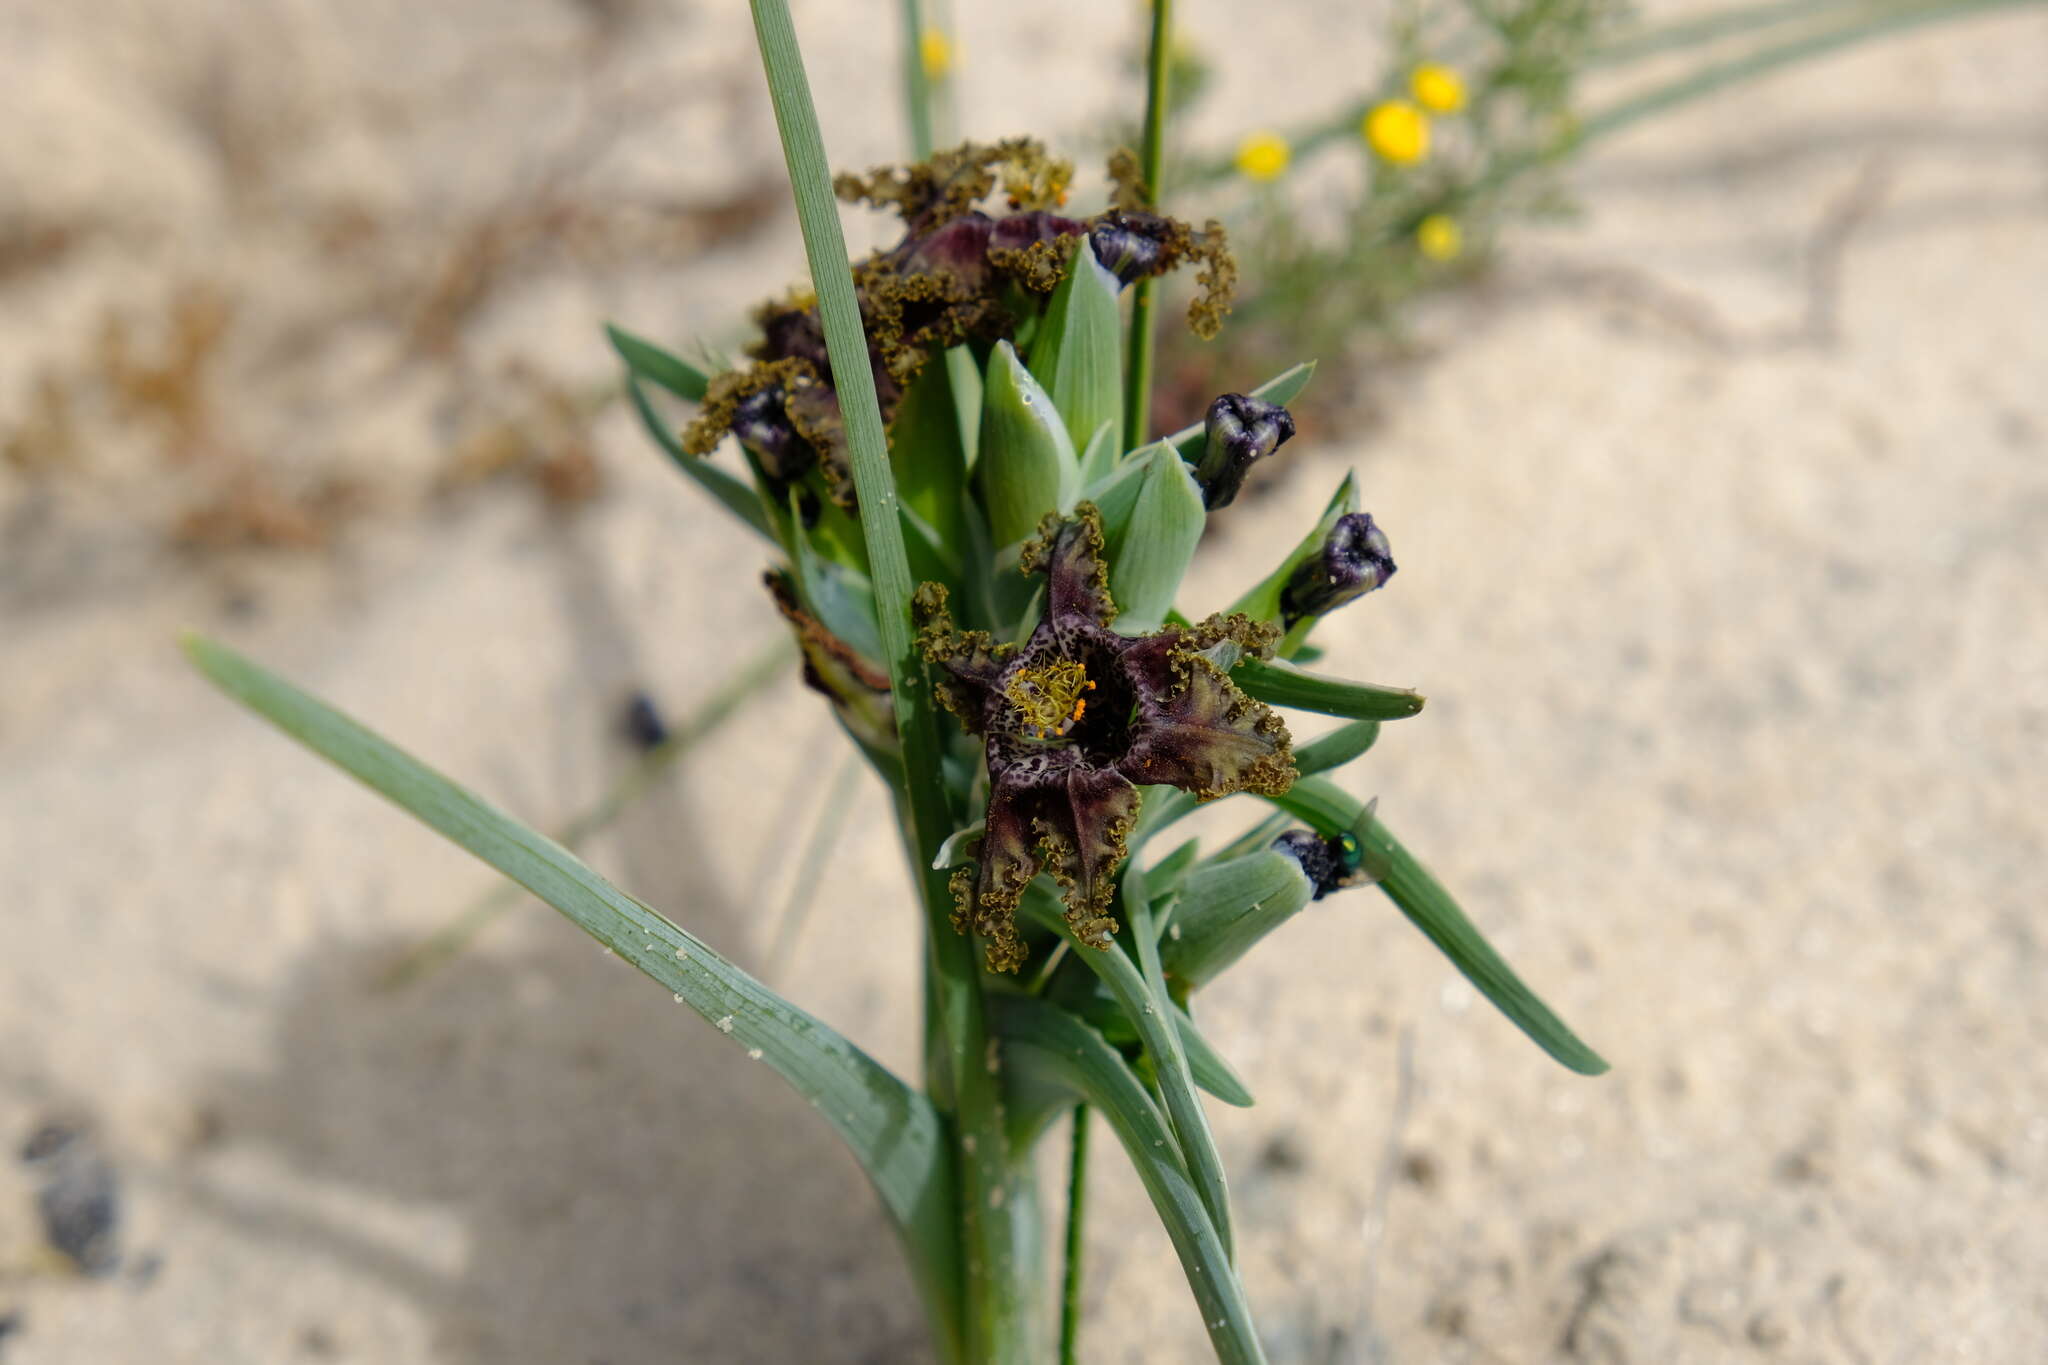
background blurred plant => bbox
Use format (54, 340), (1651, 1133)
(1127, 0), (2044, 428)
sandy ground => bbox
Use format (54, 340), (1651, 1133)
(4, 1), (2047, 1361)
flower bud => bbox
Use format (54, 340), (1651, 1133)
(1278, 513), (1396, 626)
(1272, 827), (1373, 900)
(1087, 210), (1172, 285)
(728, 386), (815, 485)
(1193, 393), (1295, 509)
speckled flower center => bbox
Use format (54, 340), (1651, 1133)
(1003, 659), (1095, 740)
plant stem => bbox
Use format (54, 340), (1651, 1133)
(1122, 0), (1173, 451)
(900, 0), (936, 158)
(1059, 1104), (1091, 1364)
(749, 5), (1033, 1359)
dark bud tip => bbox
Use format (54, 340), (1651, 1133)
(1280, 512), (1396, 627)
(1273, 828), (1370, 901)
(1087, 210), (1172, 285)
(728, 387), (816, 485)
(1193, 393), (1296, 509)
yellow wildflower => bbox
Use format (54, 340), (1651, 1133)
(1234, 131), (1291, 182)
(1410, 63), (1466, 115)
(1417, 214), (1462, 262)
(920, 28), (953, 80)
(1362, 100), (1429, 165)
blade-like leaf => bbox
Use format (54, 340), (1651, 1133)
(791, 496), (886, 664)
(1029, 247), (1124, 456)
(1160, 850), (1313, 990)
(1162, 361), (1317, 464)
(1232, 657), (1425, 720)
(991, 995), (1267, 1365)
(1101, 442), (1206, 635)
(1265, 776), (1610, 1076)
(607, 321), (711, 401)
(1294, 719), (1381, 775)
(625, 376), (777, 545)
(182, 635), (963, 1343)
(890, 350), (972, 556)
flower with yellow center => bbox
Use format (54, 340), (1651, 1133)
(1410, 63), (1466, 115)
(1234, 131), (1291, 182)
(919, 28), (953, 80)
(1362, 99), (1429, 165)
(1416, 213), (1462, 262)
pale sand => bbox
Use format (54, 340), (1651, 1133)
(3, 1), (2046, 1361)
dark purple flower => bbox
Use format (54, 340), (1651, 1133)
(1193, 393), (1296, 509)
(1279, 512), (1396, 627)
(917, 506), (1297, 971)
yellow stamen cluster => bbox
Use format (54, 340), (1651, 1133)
(1234, 131), (1291, 183)
(1004, 660), (1095, 739)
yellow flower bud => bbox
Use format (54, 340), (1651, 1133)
(1416, 214), (1462, 262)
(1410, 63), (1466, 115)
(1234, 131), (1291, 182)
(919, 28), (953, 80)
(1362, 100), (1429, 165)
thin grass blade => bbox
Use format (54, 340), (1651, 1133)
(183, 635), (964, 1345)
(1265, 776), (1610, 1076)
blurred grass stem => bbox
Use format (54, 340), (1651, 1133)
(376, 638), (792, 990)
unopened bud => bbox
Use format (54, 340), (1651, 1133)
(1194, 393), (1295, 509)
(1279, 513), (1395, 626)
(1087, 210), (1171, 285)
(1272, 828), (1371, 900)
(729, 387), (815, 484)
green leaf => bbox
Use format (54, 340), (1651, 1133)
(991, 995), (1267, 1365)
(791, 501), (885, 664)
(1295, 719), (1381, 776)
(1265, 776), (1610, 1076)
(624, 376), (776, 545)
(1232, 657), (1425, 720)
(890, 351), (972, 557)
(1160, 851), (1314, 990)
(606, 322), (711, 402)
(1171, 1000), (1255, 1108)
(1100, 442), (1206, 635)
(1162, 361), (1316, 464)
(977, 339), (1081, 548)
(181, 634), (964, 1337)
(1076, 420), (1118, 488)
(1028, 248), (1124, 458)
